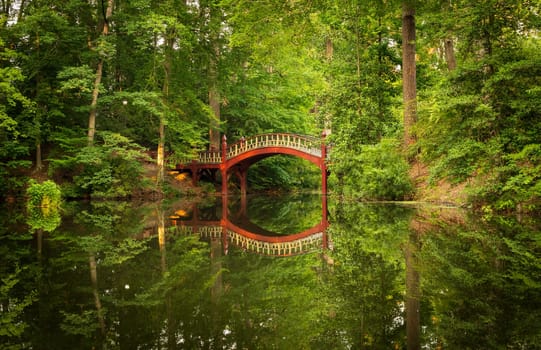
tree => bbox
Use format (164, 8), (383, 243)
(0, 30), (33, 195)
(402, 0), (417, 149)
(416, 0), (541, 210)
(87, 0), (113, 145)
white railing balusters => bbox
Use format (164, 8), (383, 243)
(223, 133), (323, 160)
(226, 230), (324, 256)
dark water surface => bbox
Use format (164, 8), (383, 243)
(1, 194), (541, 349)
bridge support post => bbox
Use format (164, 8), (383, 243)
(191, 160), (198, 186)
(221, 194), (228, 255)
(321, 131), (328, 195)
(221, 135), (228, 194)
(321, 193), (329, 250)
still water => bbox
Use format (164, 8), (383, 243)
(1, 194), (541, 349)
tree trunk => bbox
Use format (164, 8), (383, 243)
(35, 142), (42, 170)
(207, 5), (221, 151)
(208, 45), (221, 151)
(209, 84), (221, 151)
(402, 1), (417, 148)
(444, 38), (457, 71)
(157, 38), (172, 185)
(325, 37), (333, 61)
(405, 227), (421, 350)
(89, 254), (106, 334)
(16, 0), (26, 24)
(88, 0), (113, 145)
(35, 31), (43, 170)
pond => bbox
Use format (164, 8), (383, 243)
(1, 194), (541, 349)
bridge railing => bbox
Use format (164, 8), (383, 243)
(174, 225), (223, 238)
(198, 151), (222, 164)
(172, 224), (325, 256)
(227, 133), (322, 159)
(227, 230), (324, 256)
(175, 133), (329, 167)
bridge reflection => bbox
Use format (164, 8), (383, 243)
(169, 195), (329, 257)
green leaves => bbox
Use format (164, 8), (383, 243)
(57, 65), (95, 96)
(48, 131), (150, 198)
(26, 180), (62, 208)
(331, 138), (413, 200)
(0, 266), (37, 342)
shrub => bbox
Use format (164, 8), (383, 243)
(49, 131), (151, 199)
(26, 180), (62, 208)
(356, 139), (413, 200)
(26, 205), (61, 232)
(332, 138), (413, 200)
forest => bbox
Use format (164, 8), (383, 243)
(1, 0), (540, 212)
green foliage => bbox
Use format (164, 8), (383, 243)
(0, 156), (31, 198)
(332, 139), (413, 200)
(57, 65), (95, 96)
(247, 156), (321, 192)
(60, 310), (100, 338)
(25, 180), (62, 208)
(0, 266), (37, 343)
(420, 215), (541, 348)
(0, 33), (34, 197)
(49, 131), (151, 198)
(418, 37), (541, 211)
(26, 205), (61, 232)
(0, 35), (35, 132)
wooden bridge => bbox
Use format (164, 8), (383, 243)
(174, 132), (330, 194)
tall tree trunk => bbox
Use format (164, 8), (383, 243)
(16, 0), (26, 24)
(208, 49), (221, 150)
(207, 4), (222, 151)
(209, 84), (221, 151)
(35, 142), (42, 169)
(444, 38), (457, 71)
(402, 1), (417, 148)
(157, 37), (172, 185)
(88, 0), (113, 145)
(325, 37), (333, 61)
(405, 224), (421, 350)
(443, 0), (457, 71)
(89, 254), (106, 334)
(35, 31), (43, 170)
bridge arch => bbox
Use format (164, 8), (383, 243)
(175, 132), (329, 194)
(226, 147), (323, 169)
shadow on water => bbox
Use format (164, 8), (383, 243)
(1, 198), (541, 349)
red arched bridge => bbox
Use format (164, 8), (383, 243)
(174, 132), (330, 194)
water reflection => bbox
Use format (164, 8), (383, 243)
(1, 199), (541, 348)
(168, 195), (329, 256)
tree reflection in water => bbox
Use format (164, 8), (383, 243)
(1, 198), (541, 348)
